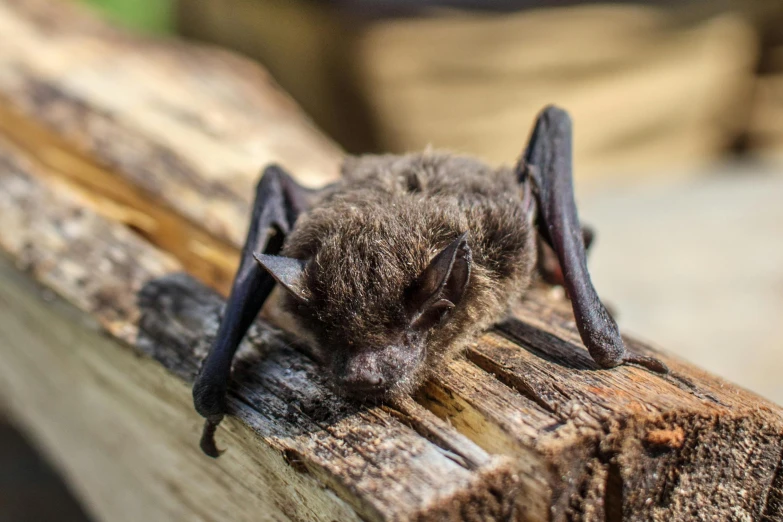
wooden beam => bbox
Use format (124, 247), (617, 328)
(0, 1), (781, 521)
(0, 0), (343, 294)
(0, 141), (521, 520)
(0, 255), (362, 522)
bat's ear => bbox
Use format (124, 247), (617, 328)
(407, 233), (472, 331)
(254, 253), (309, 303)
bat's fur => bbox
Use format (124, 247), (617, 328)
(192, 106), (668, 458)
(279, 152), (537, 398)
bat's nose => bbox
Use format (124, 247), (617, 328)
(342, 370), (385, 391)
(340, 354), (387, 396)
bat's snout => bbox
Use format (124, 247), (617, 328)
(342, 372), (386, 395)
(335, 342), (422, 399)
(338, 352), (389, 398)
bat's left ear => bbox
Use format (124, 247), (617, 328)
(406, 233), (472, 331)
(254, 253), (310, 303)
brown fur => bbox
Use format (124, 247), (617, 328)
(280, 152), (537, 398)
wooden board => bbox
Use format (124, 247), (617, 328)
(0, 141), (522, 521)
(0, 0), (343, 293)
(0, 1), (782, 520)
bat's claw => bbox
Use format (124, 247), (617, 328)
(199, 418), (225, 458)
(623, 353), (669, 374)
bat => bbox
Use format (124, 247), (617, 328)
(192, 106), (668, 457)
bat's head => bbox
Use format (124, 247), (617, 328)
(256, 224), (473, 400)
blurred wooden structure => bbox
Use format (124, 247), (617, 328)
(745, 2), (783, 157)
(178, 0), (783, 177)
(351, 4), (757, 176)
(0, 1), (782, 521)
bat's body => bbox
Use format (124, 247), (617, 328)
(281, 154), (536, 396)
(193, 106), (667, 457)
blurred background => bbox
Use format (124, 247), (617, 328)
(3, 0), (782, 520)
(84, 0), (783, 169)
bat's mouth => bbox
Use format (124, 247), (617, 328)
(336, 370), (397, 399)
(341, 381), (391, 400)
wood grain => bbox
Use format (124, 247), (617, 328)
(0, 256), (364, 522)
(0, 1), (781, 520)
(0, 0), (342, 292)
(0, 141), (522, 521)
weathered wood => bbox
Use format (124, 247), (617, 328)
(0, 130), (520, 521)
(0, 255), (363, 522)
(0, 0), (342, 293)
(0, 1), (782, 521)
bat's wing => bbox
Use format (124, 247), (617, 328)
(192, 165), (312, 457)
(519, 106), (667, 374)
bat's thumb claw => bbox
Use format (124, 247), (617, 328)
(200, 418), (225, 458)
(624, 353), (669, 374)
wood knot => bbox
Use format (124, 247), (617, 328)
(645, 426), (685, 449)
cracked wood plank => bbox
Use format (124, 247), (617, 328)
(0, 137), (520, 521)
(0, 1), (781, 521)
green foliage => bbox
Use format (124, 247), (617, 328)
(81, 0), (174, 34)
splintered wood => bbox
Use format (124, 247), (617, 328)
(0, 1), (781, 521)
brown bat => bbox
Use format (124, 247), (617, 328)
(193, 106), (668, 457)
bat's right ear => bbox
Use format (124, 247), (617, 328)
(254, 253), (309, 303)
(406, 233), (472, 331)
